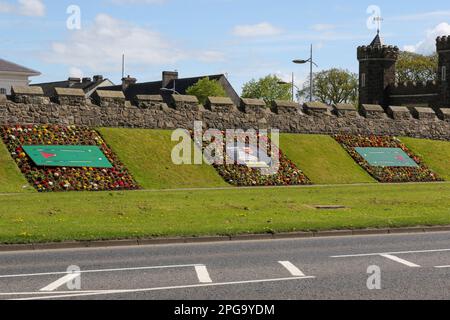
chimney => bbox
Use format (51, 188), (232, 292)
(68, 77), (81, 86)
(93, 75), (104, 82)
(82, 77), (91, 83)
(122, 75), (137, 91)
(162, 71), (178, 88)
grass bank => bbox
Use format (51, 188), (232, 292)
(0, 183), (449, 244)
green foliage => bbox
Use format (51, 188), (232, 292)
(185, 77), (226, 105)
(298, 68), (358, 106)
(241, 75), (292, 105)
(396, 51), (438, 83)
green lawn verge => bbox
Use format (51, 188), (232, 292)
(98, 128), (228, 189)
(400, 137), (450, 181)
(1, 183), (449, 244)
(279, 134), (375, 184)
(0, 139), (33, 193)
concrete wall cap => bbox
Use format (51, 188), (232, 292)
(135, 94), (163, 102)
(272, 100), (299, 108)
(413, 107), (435, 114)
(241, 98), (266, 106)
(171, 95), (199, 103)
(333, 103), (356, 111)
(54, 87), (85, 97)
(361, 104), (384, 112)
(94, 90), (125, 99)
(388, 105), (409, 112)
(11, 86), (43, 96)
(304, 101), (329, 109)
(207, 96), (234, 105)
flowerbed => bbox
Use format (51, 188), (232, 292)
(334, 134), (441, 183)
(194, 131), (311, 186)
(1, 125), (139, 192)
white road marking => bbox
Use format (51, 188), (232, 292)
(11, 276), (316, 300)
(278, 261), (305, 277)
(380, 254), (421, 268)
(195, 266), (212, 283)
(0, 264), (204, 279)
(435, 265), (450, 269)
(331, 248), (450, 258)
(39, 273), (80, 292)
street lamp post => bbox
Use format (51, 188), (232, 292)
(293, 44), (318, 102)
(277, 76), (300, 103)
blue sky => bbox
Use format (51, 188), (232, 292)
(1, 0), (450, 93)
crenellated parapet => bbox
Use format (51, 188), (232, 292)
(357, 45), (399, 61)
(437, 36), (450, 51)
(1, 88), (450, 141)
(11, 86), (49, 104)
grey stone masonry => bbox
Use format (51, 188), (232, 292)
(271, 100), (300, 115)
(387, 106), (412, 120)
(54, 88), (86, 106)
(11, 86), (49, 104)
(135, 95), (168, 110)
(303, 101), (331, 116)
(205, 97), (237, 113)
(361, 104), (387, 119)
(332, 103), (359, 117)
(0, 94), (6, 105)
(170, 95), (200, 111)
(92, 90), (126, 107)
(412, 107), (437, 120)
(1, 90), (450, 141)
(240, 98), (267, 114)
(437, 108), (450, 121)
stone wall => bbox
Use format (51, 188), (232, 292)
(1, 88), (449, 141)
(387, 81), (440, 109)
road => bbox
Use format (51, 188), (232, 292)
(1, 231), (450, 300)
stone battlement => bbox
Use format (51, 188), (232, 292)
(0, 88), (449, 141)
(357, 45), (399, 61)
(437, 36), (450, 51)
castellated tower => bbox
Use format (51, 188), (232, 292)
(357, 33), (399, 107)
(437, 36), (450, 106)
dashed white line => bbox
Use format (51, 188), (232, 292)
(278, 261), (306, 277)
(12, 276), (316, 300)
(195, 265), (212, 283)
(380, 254), (421, 268)
(0, 264), (204, 279)
(39, 273), (80, 292)
(331, 248), (450, 258)
(435, 265), (450, 269)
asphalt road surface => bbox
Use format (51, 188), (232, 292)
(1, 231), (450, 300)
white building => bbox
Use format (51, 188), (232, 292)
(0, 59), (41, 95)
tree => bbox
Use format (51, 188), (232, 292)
(186, 77), (227, 105)
(298, 68), (358, 106)
(241, 75), (292, 105)
(396, 51), (438, 83)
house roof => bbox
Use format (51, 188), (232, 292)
(0, 58), (41, 76)
(32, 77), (111, 96)
(102, 74), (228, 101)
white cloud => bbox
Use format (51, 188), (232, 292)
(392, 10), (450, 22)
(197, 50), (225, 63)
(404, 22), (450, 54)
(311, 24), (336, 32)
(45, 14), (186, 72)
(232, 22), (282, 37)
(69, 67), (84, 78)
(0, 0), (45, 16)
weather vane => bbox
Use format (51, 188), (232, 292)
(373, 15), (383, 34)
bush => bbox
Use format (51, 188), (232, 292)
(186, 77), (227, 105)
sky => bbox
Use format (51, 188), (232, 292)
(1, 0), (450, 93)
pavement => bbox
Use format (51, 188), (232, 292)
(1, 231), (450, 300)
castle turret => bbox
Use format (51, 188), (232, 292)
(437, 36), (450, 106)
(357, 33), (399, 107)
